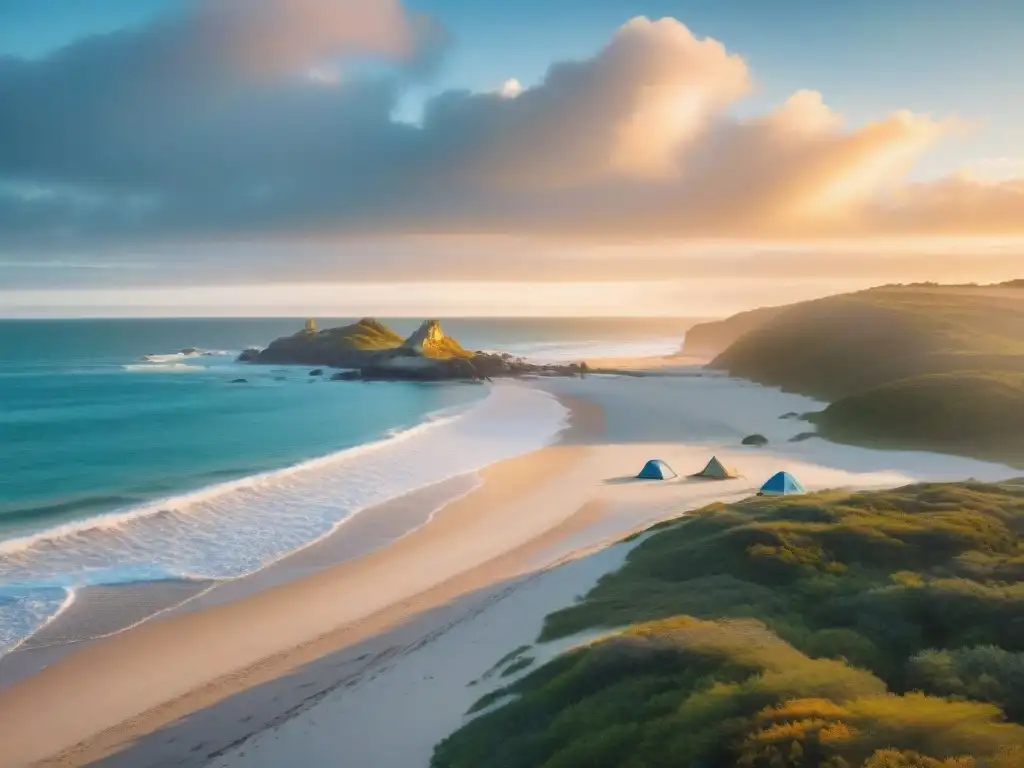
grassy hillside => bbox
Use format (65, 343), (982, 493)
(321, 318), (405, 350)
(808, 373), (1024, 465)
(682, 305), (788, 357)
(703, 285), (1024, 465)
(432, 482), (1024, 768)
(711, 287), (1024, 400)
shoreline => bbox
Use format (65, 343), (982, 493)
(1, 369), (1020, 767)
(0, 393), (607, 767)
(1, 474), (479, 689)
(0, 381), (566, 673)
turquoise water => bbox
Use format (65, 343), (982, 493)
(1, 320), (483, 538)
(0, 318), (690, 653)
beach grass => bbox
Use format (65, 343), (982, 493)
(431, 481), (1024, 768)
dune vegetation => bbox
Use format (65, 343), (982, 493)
(432, 481), (1024, 768)
(693, 285), (1024, 465)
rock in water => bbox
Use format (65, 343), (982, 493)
(742, 433), (769, 446)
(230, 378), (248, 384)
(237, 348), (261, 362)
(243, 318), (586, 381)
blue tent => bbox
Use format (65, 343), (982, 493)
(758, 471), (805, 496)
(637, 459), (677, 480)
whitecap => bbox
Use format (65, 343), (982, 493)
(122, 363), (204, 372)
(497, 337), (683, 364)
(0, 385), (569, 652)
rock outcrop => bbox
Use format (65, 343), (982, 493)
(240, 318), (588, 382)
(399, 319), (473, 359)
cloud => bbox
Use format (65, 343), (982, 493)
(498, 78), (523, 99)
(191, 0), (417, 78)
(1, 11), (1023, 252)
(869, 175), (1024, 236)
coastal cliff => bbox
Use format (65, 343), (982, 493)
(239, 319), (588, 381)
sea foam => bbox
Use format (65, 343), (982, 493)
(122, 362), (205, 372)
(496, 337), (683, 364)
(0, 384), (568, 654)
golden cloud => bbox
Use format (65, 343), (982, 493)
(2, 13), (1023, 243)
(409, 17), (1022, 238)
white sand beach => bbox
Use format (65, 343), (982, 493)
(0, 369), (1016, 768)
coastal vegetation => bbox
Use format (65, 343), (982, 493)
(687, 284), (1024, 465)
(432, 481), (1024, 768)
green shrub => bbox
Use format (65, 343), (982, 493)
(432, 482), (1024, 768)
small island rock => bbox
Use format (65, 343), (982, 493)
(741, 433), (769, 446)
(242, 319), (593, 382)
(237, 348), (261, 363)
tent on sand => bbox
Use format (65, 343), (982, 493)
(690, 455), (740, 480)
(758, 471), (805, 496)
(636, 459), (677, 480)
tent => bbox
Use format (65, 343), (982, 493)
(758, 471), (805, 496)
(637, 459), (677, 480)
(691, 456), (739, 480)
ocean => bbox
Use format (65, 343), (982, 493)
(0, 317), (693, 656)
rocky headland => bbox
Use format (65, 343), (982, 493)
(238, 319), (591, 381)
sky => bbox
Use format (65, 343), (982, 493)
(1, 0), (1023, 317)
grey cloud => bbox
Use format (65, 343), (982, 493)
(1, 11), (1023, 266)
